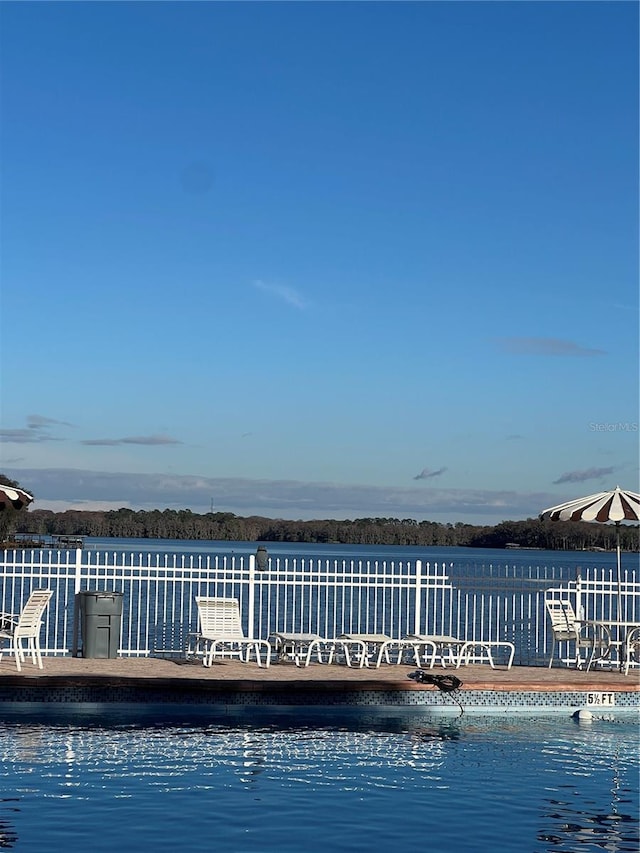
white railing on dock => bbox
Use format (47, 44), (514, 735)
(0, 548), (638, 666)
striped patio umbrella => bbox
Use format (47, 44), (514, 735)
(0, 485), (34, 511)
(540, 486), (640, 614)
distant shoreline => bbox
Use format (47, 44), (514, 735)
(3, 532), (634, 554)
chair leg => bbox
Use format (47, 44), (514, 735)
(505, 645), (515, 670)
(321, 643), (333, 664)
(344, 641), (367, 668)
(202, 640), (215, 667)
(374, 644), (387, 668)
(247, 641), (270, 668)
(34, 639), (44, 669)
(623, 640), (638, 676)
(548, 639), (555, 669)
(14, 639), (22, 672)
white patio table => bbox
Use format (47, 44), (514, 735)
(583, 619), (640, 672)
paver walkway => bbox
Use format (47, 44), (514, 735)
(1, 656), (637, 693)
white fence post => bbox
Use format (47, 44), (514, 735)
(576, 572), (584, 621)
(74, 547), (83, 594)
(414, 560), (422, 635)
(247, 553), (256, 637)
(71, 547), (84, 656)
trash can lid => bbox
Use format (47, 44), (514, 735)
(80, 590), (123, 596)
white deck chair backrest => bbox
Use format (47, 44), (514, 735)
(0, 589), (53, 671)
(196, 597), (245, 639)
(14, 589), (53, 640)
(545, 599), (580, 641)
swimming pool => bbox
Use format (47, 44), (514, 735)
(0, 707), (637, 852)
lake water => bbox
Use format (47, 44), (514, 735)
(82, 537), (640, 576)
(0, 707), (637, 853)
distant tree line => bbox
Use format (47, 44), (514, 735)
(2, 473), (637, 552)
(8, 507), (640, 552)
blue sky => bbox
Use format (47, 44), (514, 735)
(1, 1), (638, 524)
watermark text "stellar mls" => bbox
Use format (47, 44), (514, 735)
(589, 422), (638, 432)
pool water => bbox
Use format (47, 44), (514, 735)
(0, 707), (637, 852)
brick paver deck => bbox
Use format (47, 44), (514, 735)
(1, 656), (638, 694)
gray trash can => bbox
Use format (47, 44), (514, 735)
(79, 591), (123, 659)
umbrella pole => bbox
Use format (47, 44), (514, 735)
(615, 521), (623, 619)
(615, 521), (624, 671)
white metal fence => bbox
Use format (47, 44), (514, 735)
(1, 548), (638, 666)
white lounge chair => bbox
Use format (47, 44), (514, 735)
(402, 634), (515, 669)
(195, 597), (271, 668)
(334, 633), (392, 668)
(268, 632), (326, 667)
(0, 589), (53, 671)
(333, 634), (438, 669)
(402, 634), (466, 668)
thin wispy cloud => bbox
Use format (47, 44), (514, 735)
(27, 414), (73, 429)
(1, 416), (182, 448)
(80, 435), (182, 447)
(552, 466), (615, 485)
(1, 414), (73, 443)
(253, 279), (308, 310)
(413, 467), (448, 481)
(497, 337), (606, 357)
(0, 428), (63, 444)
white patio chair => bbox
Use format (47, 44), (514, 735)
(545, 598), (609, 670)
(195, 597), (271, 668)
(0, 589), (53, 672)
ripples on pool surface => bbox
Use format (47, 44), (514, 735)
(0, 709), (637, 853)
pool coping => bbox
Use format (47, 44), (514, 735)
(0, 657), (638, 713)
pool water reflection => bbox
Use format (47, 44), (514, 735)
(0, 708), (637, 852)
